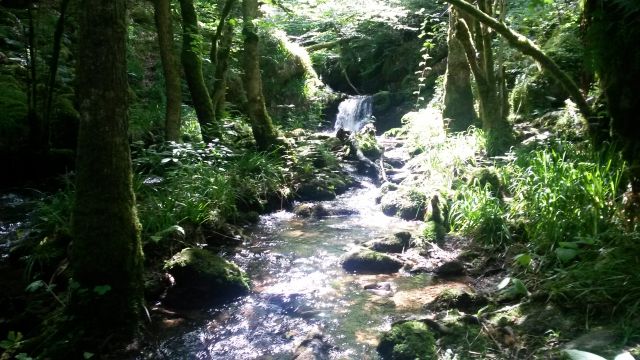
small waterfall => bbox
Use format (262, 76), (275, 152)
(334, 95), (373, 133)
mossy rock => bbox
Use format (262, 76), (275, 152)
(422, 221), (446, 243)
(377, 321), (437, 360)
(296, 179), (336, 201)
(365, 232), (411, 253)
(356, 131), (382, 159)
(294, 203), (330, 218)
(164, 248), (249, 308)
(341, 248), (403, 274)
(380, 187), (428, 220)
(425, 288), (489, 313)
(469, 167), (502, 197)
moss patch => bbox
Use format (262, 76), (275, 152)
(164, 248), (249, 308)
(341, 248), (403, 274)
(377, 321), (437, 360)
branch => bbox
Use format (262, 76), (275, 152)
(444, 0), (593, 124)
(454, 19), (487, 88)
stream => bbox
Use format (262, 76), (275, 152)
(145, 174), (435, 359)
(143, 97), (462, 359)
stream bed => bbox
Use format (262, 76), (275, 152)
(144, 173), (467, 359)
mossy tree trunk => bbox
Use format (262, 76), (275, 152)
(453, 0), (513, 156)
(583, 0), (640, 177)
(71, 0), (144, 349)
(178, 0), (219, 142)
(210, 0), (237, 120)
(444, 0), (594, 132)
(442, 6), (476, 132)
(242, 0), (280, 151)
(153, 0), (183, 142)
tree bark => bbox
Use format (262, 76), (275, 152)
(153, 0), (183, 142)
(178, 0), (219, 142)
(242, 0), (280, 151)
(444, 0), (593, 128)
(72, 0), (144, 348)
(442, 7), (476, 132)
(455, 17), (513, 155)
(210, 0), (237, 119)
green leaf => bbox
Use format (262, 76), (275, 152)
(25, 280), (46, 293)
(558, 241), (579, 249)
(556, 247), (578, 262)
(562, 349), (607, 360)
(83, 352), (95, 359)
(514, 253), (532, 267)
(93, 285), (112, 296)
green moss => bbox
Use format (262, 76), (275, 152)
(356, 131), (382, 159)
(377, 321), (437, 360)
(164, 248), (250, 291)
(470, 167), (502, 196)
(381, 187), (428, 221)
(422, 220), (446, 244)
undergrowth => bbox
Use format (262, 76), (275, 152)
(449, 139), (639, 319)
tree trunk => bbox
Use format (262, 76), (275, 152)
(444, 0), (593, 129)
(210, 0), (237, 119)
(178, 0), (219, 142)
(72, 0), (144, 349)
(242, 0), (280, 151)
(584, 0), (640, 169)
(211, 22), (234, 119)
(43, 0), (71, 147)
(153, 0), (183, 142)
(454, 16), (513, 156)
(442, 6), (476, 132)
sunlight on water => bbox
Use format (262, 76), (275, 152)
(146, 181), (433, 359)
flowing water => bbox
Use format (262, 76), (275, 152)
(334, 96), (373, 133)
(145, 175), (435, 359)
(141, 97), (455, 359)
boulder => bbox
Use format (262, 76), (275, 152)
(365, 232), (412, 253)
(340, 248), (403, 274)
(293, 331), (332, 360)
(425, 288), (489, 313)
(294, 203), (331, 218)
(380, 187), (428, 221)
(297, 180), (336, 201)
(163, 248), (249, 308)
(377, 321), (437, 360)
(434, 260), (466, 278)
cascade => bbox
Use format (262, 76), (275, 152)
(334, 95), (373, 133)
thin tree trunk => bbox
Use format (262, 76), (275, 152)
(211, 22), (233, 119)
(455, 17), (513, 155)
(72, 0), (144, 348)
(242, 0), (280, 151)
(178, 0), (219, 142)
(443, 6), (476, 132)
(44, 0), (71, 147)
(153, 0), (183, 142)
(444, 0), (593, 128)
(210, 0), (237, 119)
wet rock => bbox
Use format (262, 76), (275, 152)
(340, 248), (403, 274)
(365, 232), (411, 253)
(163, 248), (249, 308)
(377, 321), (437, 360)
(435, 260), (466, 278)
(294, 203), (330, 218)
(380, 187), (428, 221)
(293, 331), (332, 360)
(364, 282), (394, 297)
(425, 288), (489, 313)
